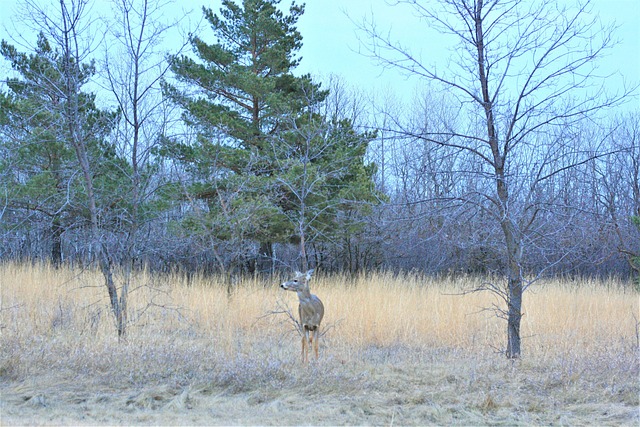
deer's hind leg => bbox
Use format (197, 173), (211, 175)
(301, 328), (309, 363)
(313, 328), (320, 359)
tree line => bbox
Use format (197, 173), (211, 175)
(1, 0), (638, 353)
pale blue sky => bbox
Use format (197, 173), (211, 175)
(1, 0), (638, 108)
(295, 0), (639, 105)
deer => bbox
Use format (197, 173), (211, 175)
(280, 269), (324, 363)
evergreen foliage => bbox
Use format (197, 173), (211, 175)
(163, 0), (379, 268)
(0, 33), (120, 264)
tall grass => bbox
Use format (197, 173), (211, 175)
(1, 262), (637, 358)
(1, 262), (638, 425)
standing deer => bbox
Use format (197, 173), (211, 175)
(280, 269), (324, 363)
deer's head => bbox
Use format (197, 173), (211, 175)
(280, 269), (314, 292)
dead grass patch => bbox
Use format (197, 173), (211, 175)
(0, 262), (638, 425)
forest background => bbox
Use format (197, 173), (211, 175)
(1, 0), (638, 280)
(0, 0), (639, 294)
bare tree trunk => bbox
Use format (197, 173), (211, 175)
(357, 0), (629, 357)
(474, 0), (523, 357)
(102, 0), (189, 337)
(56, 0), (123, 336)
(503, 222), (523, 358)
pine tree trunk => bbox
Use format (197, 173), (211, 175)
(51, 216), (63, 267)
(258, 241), (274, 274)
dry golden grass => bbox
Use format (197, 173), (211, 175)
(1, 262), (638, 426)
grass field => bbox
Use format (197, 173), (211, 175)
(1, 262), (638, 425)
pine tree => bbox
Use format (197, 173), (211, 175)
(164, 0), (325, 270)
(164, 0), (380, 272)
(273, 111), (381, 271)
(0, 33), (117, 265)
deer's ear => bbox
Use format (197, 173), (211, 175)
(294, 271), (302, 277)
(306, 269), (314, 278)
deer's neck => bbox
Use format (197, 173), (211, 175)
(296, 286), (312, 302)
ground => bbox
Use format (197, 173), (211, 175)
(1, 342), (637, 426)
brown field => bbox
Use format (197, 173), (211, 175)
(0, 262), (638, 426)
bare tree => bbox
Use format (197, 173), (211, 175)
(590, 113), (640, 275)
(358, 0), (633, 358)
(41, 0), (127, 335)
(101, 0), (189, 337)
(8, 0), (188, 338)
(20, 0), (123, 333)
